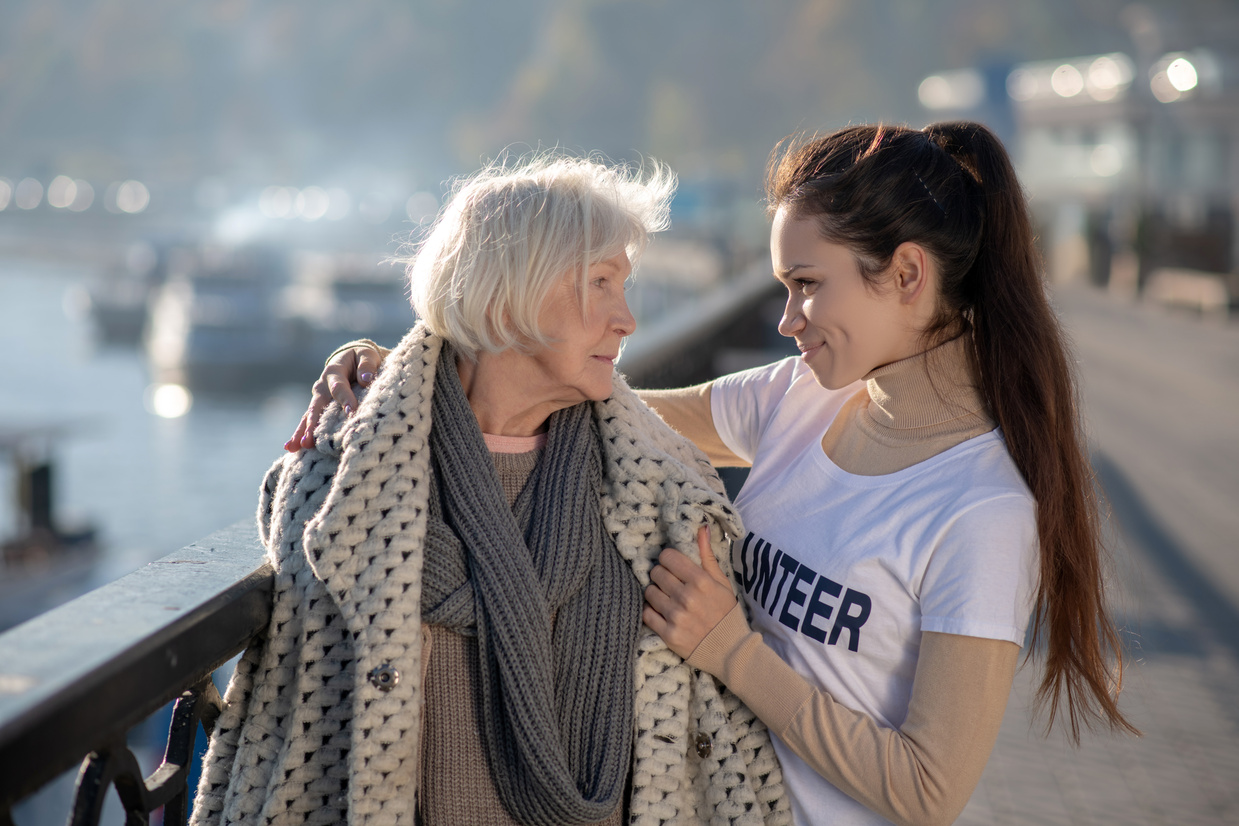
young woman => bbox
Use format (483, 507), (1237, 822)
(293, 122), (1137, 826)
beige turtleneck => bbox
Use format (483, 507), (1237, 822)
(823, 333), (995, 474)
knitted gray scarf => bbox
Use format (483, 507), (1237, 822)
(421, 344), (641, 826)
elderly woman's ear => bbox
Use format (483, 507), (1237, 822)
(286, 340), (387, 451)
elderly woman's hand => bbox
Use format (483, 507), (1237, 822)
(285, 342), (384, 451)
(643, 526), (739, 659)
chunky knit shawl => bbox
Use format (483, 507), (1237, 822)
(189, 323), (791, 826)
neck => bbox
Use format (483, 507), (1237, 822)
(454, 351), (561, 437)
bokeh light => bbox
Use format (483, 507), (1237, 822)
(1090, 144), (1122, 177)
(1051, 64), (1084, 98)
(1006, 69), (1039, 102)
(47, 175), (78, 209)
(296, 186), (330, 221)
(0, 178), (12, 210)
(68, 180), (94, 211)
(107, 180), (150, 213)
(405, 191), (439, 224)
(1166, 58), (1198, 93)
(15, 178), (43, 209)
(917, 70), (985, 111)
(1086, 55), (1132, 101)
(145, 383), (193, 418)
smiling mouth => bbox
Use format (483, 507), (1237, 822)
(798, 342), (824, 357)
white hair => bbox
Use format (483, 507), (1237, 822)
(405, 152), (676, 360)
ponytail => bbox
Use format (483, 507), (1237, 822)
(931, 123), (1139, 740)
(767, 122), (1139, 742)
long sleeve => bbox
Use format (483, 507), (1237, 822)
(688, 605), (1017, 826)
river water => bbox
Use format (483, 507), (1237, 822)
(0, 254), (330, 824)
(1, 255), (310, 626)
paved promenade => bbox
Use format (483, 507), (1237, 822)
(958, 285), (1239, 825)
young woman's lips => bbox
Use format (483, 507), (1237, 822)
(799, 343), (824, 359)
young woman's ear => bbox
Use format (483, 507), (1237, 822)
(890, 242), (934, 305)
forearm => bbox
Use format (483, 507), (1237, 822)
(636, 383), (747, 467)
(689, 608), (1016, 826)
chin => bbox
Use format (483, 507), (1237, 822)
(807, 365), (858, 391)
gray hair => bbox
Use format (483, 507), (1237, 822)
(405, 152), (676, 360)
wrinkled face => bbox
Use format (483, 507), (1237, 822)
(771, 207), (914, 390)
(525, 251), (636, 404)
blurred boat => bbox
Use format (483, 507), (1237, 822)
(282, 253), (414, 374)
(145, 245), (293, 392)
(72, 240), (192, 347)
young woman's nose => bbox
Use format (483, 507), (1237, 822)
(778, 294), (805, 338)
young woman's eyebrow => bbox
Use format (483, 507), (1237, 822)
(774, 264), (812, 279)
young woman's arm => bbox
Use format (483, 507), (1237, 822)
(691, 607), (1016, 826)
(636, 384), (747, 467)
(644, 533), (1017, 826)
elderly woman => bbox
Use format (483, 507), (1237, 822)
(190, 156), (789, 826)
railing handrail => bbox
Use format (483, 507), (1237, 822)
(0, 520), (271, 810)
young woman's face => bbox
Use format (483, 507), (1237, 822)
(771, 207), (922, 390)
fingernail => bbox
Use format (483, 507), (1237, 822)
(344, 404), (354, 417)
(283, 439), (294, 450)
(359, 372), (374, 384)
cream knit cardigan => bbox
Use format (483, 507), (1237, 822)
(190, 324), (790, 826)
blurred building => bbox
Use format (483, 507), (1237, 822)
(920, 45), (1239, 314)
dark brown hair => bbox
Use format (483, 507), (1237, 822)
(766, 122), (1138, 741)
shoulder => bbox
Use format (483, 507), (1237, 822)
(712, 355), (811, 399)
(946, 430), (1036, 506)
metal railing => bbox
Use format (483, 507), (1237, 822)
(0, 268), (785, 825)
(0, 522), (271, 826)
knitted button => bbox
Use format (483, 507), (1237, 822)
(368, 663), (400, 692)
(694, 732), (712, 759)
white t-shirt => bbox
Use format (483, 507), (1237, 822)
(712, 357), (1038, 826)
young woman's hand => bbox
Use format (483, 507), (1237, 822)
(643, 526), (739, 659)
(284, 343), (384, 451)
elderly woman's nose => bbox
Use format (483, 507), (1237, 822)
(614, 294), (637, 336)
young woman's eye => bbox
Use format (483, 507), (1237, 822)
(794, 278), (818, 293)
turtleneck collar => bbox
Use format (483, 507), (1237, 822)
(861, 334), (994, 439)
